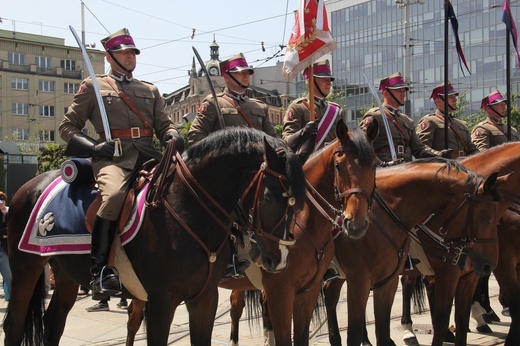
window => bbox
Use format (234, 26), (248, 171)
(12, 103), (29, 115)
(38, 80), (55, 92)
(12, 128), (29, 141)
(8, 52), (25, 65)
(39, 130), (55, 142)
(11, 77), (29, 90)
(39, 105), (55, 117)
(35, 56), (52, 73)
(64, 82), (80, 94)
(60, 59), (76, 71)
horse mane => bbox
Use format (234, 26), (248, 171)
(412, 156), (479, 184)
(184, 127), (306, 207)
(310, 127), (374, 167)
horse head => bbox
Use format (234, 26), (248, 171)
(330, 119), (377, 239)
(245, 136), (306, 273)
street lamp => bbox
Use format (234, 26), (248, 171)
(396, 0), (425, 116)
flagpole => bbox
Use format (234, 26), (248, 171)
(444, 0), (449, 150)
(506, 26), (512, 140)
(308, 65), (315, 121)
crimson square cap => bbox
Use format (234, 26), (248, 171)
(220, 53), (254, 75)
(101, 28), (140, 55)
(430, 81), (458, 100)
(303, 59), (335, 81)
(379, 72), (409, 91)
(481, 89), (506, 109)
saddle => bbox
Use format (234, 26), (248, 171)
(72, 159), (158, 234)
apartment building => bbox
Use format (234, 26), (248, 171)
(0, 29), (104, 147)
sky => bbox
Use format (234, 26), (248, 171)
(1, 0), (300, 94)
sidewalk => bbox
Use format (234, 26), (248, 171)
(0, 274), (509, 345)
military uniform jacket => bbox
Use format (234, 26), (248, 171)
(360, 106), (431, 162)
(417, 110), (479, 157)
(282, 97), (345, 148)
(59, 73), (176, 171)
(187, 88), (279, 145)
(471, 117), (519, 150)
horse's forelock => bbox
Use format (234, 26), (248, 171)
(350, 128), (375, 166)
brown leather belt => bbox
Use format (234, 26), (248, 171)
(99, 127), (153, 139)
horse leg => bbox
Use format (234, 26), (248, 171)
(186, 286), (220, 346)
(427, 272), (458, 346)
(264, 284), (294, 346)
(229, 289), (246, 346)
(323, 279), (345, 346)
(145, 292), (177, 345)
(372, 276), (398, 346)
(346, 277), (371, 346)
(493, 259), (520, 345)
(454, 272), (480, 346)
(42, 262), (80, 345)
(400, 274), (421, 345)
(293, 283), (323, 346)
(126, 299), (146, 346)
(260, 291), (275, 346)
(3, 257), (48, 346)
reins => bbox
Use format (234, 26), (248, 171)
(146, 141), (295, 302)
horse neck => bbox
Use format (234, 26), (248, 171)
(376, 164), (470, 229)
(462, 143), (520, 196)
(303, 144), (337, 205)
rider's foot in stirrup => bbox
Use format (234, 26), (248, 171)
(222, 259), (250, 279)
(323, 268), (339, 282)
(91, 267), (122, 299)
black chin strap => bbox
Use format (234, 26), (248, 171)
(227, 72), (249, 89)
(108, 51), (134, 74)
(313, 79), (329, 98)
(489, 105), (505, 118)
(386, 89), (404, 107)
(438, 96), (456, 112)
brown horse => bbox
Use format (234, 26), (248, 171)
(400, 142), (520, 346)
(323, 158), (506, 346)
(125, 119), (379, 346)
(2, 127), (307, 346)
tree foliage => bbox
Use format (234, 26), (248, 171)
(37, 144), (67, 175)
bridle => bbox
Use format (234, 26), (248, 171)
(145, 142), (297, 301)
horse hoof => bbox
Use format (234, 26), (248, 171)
(444, 330), (455, 343)
(403, 336), (419, 346)
(477, 324), (493, 333)
(502, 307), (511, 317)
(487, 311), (501, 322)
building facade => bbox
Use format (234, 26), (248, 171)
(327, 0), (520, 129)
(0, 29), (104, 148)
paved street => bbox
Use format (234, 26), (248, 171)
(0, 274), (510, 345)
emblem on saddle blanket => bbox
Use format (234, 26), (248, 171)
(19, 176), (148, 255)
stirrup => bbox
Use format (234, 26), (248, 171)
(99, 266), (122, 295)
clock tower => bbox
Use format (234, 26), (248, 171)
(206, 37), (220, 76)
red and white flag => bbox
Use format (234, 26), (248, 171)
(282, 0), (337, 81)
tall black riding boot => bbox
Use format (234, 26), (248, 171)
(90, 216), (122, 300)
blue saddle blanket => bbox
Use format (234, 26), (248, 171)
(19, 176), (148, 256)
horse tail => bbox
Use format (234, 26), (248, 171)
(411, 275), (427, 314)
(4, 271), (46, 345)
(244, 290), (263, 331)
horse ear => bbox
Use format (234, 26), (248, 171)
(485, 171), (513, 191)
(294, 133), (316, 164)
(365, 118), (379, 143)
(263, 137), (282, 169)
(336, 119), (349, 142)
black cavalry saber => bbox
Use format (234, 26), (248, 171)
(192, 46), (226, 130)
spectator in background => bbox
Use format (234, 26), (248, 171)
(0, 191), (12, 301)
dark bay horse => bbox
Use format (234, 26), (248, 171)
(400, 142), (520, 346)
(323, 158), (506, 346)
(3, 127), (307, 346)
(125, 118), (379, 346)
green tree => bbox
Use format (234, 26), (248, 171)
(37, 143), (67, 175)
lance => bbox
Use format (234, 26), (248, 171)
(363, 73), (397, 162)
(192, 46), (226, 130)
(69, 25), (120, 156)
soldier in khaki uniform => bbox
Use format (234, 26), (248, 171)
(360, 72), (445, 165)
(472, 89), (519, 150)
(282, 60), (344, 152)
(187, 53), (279, 145)
(417, 82), (478, 158)
(59, 28), (181, 300)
